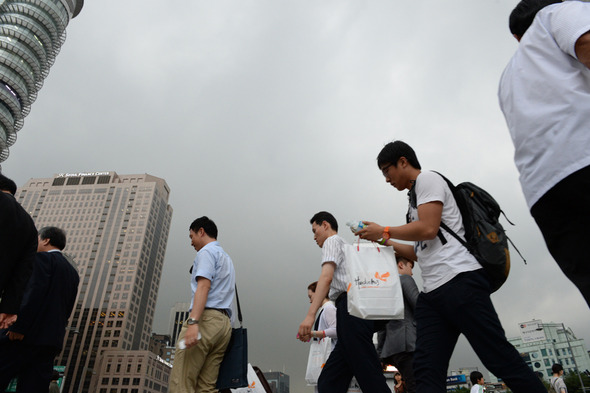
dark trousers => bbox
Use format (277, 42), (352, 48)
(318, 293), (391, 393)
(531, 165), (590, 308)
(0, 337), (58, 393)
(413, 270), (546, 393)
(383, 351), (415, 393)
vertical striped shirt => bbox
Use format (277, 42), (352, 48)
(321, 234), (348, 300)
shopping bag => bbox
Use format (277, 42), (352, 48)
(216, 327), (248, 390)
(305, 337), (332, 385)
(231, 363), (268, 393)
(345, 243), (404, 320)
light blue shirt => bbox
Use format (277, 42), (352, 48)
(190, 241), (235, 318)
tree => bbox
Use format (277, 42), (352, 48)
(563, 370), (590, 393)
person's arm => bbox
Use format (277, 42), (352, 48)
(313, 302), (337, 340)
(400, 275), (420, 311)
(358, 201), (443, 243)
(575, 31), (590, 69)
(9, 253), (52, 339)
(184, 276), (210, 349)
(298, 263), (334, 342)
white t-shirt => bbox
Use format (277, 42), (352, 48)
(498, 1), (590, 209)
(551, 376), (568, 393)
(321, 234), (348, 300)
(408, 171), (481, 292)
(470, 384), (484, 393)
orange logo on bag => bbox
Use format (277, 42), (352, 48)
(249, 381), (256, 389)
(375, 272), (390, 282)
(321, 363), (326, 368)
(347, 283), (352, 292)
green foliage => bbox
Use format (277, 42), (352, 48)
(563, 370), (590, 393)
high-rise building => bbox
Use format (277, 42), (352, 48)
(508, 320), (590, 379)
(0, 0), (84, 163)
(91, 350), (172, 393)
(168, 302), (190, 347)
(16, 171), (172, 393)
(264, 371), (290, 393)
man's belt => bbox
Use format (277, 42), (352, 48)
(205, 307), (230, 317)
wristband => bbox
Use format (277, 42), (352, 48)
(379, 238), (388, 246)
(322, 330), (326, 339)
(382, 226), (391, 240)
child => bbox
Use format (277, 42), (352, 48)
(470, 371), (485, 393)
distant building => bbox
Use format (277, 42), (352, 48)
(264, 371), (289, 393)
(149, 334), (171, 357)
(169, 302), (190, 347)
(91, 350), (172, 393)
(508, 320), (590, 379)
(0, 0), (84, 163)
(16, 172), (173, 393)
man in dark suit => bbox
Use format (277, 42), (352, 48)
(0, 173), (38, 329)
(378, 255), (419, 393)
(0, 226), (79, 393)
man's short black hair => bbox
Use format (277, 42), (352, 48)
(39, 226), (67, 250)
(377, 140), (421, 170)
(310, 211), (338, 232)
(509, 0), (561, 38)
(189, 216), (218, 239)
(0, 173), (17, 195)
(552, 363), (564, 374)
(470, 371), (484, 385)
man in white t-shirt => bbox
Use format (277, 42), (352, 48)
(297, 211), (390, 393)
(498, 0), (590, 308)
(357, 141), (546, 393)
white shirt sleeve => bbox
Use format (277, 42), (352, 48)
(549, 1), (590, 58)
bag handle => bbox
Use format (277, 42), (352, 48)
(235, 285), (243, 327)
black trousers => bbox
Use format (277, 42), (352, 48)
(318, 293), (391, 393)
(413, 270), (547, 393)
(0, 336), (58, 393)
(531, 164), (590, 308)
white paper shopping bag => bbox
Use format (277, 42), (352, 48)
(345, 243), (404, 320)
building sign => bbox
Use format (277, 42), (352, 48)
(57, 172), (109, 178)
(446, 375), (467, 385)
(519, 319), (546, 343)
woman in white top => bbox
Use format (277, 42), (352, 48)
(307, 281), (337, 349)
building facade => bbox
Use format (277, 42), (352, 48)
(91, 350), (172, 393)
(263, 372), (289, 393)
(168, 302), (190, 347)
(508, 320), (590, 379)
(0, 0), (84, 163)
(16, 172), (172, 393)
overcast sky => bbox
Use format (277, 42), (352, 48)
(3, 1), (590, 392)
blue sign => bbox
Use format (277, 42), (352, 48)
(446, 375), (467, 385)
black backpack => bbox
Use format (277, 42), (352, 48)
(433, 172), (525, 292)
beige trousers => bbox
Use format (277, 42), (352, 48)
(169, 309), (232, 393)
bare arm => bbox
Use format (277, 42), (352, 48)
(184, 276), (210, 348)
(298, 263), (334, 341)
(575, 31), (590, 69)
(358, 202), (443, 243)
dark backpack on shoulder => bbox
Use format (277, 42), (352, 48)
(433, 172), (525, 292)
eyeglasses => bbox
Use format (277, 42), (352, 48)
(381, 164), (392, 177)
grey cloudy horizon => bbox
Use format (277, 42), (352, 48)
(3, 1), (590, 392)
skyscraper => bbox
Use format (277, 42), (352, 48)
(0, 0), (84, 163)
(16, 171), (172, 393)
(168, 302), (190, 347)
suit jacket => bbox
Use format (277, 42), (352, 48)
(8, 251), (79, 349)
(0, 192), (37, 314)
(378, 274), (419, 358)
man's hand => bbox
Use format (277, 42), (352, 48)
(0, 313), (17, 329)
(297, 315), (314, 342)
(184, 325), (201, 349)
(356, 222), (385, 242)
(7, 331), (24, 341)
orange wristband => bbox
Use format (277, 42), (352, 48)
(382, 226), (390, 240)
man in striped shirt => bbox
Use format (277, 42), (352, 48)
(298, 211), (391, 393)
